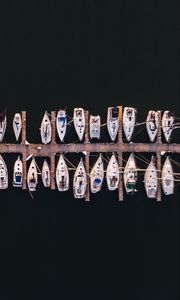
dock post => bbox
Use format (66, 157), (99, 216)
(21, 111), (27, 190)
(118, 106), (124, 201)
(50, 111), (56, 189)
(156, 110), (162, 202)
(84, 110), (90, 201)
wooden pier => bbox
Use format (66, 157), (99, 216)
(1, 109), (180, 201)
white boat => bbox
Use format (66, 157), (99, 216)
(89, 115), (101, 139)
(13, 113), (22, 141)
(0, 112), (7, 143)
(40, 111), (52, 144)
(13, 156), (23, 187)
(162, 156), (174, 195)
(90, 154), (104, 193)
(56, 110), (67, 142)
(162, 111), (174, 142)
(146, 110), (159, 142)
(42, 160), (50, 188)
(56, 155), (69, 191)
(73, 108), (85, 141)
(144, 156), (157, 198)
(27, 158), (38, 192)
(106, 154), (119, 191)
(107, 107), (119, 141)
(123, 107), (136, 141)
(123, 153), (137, 194)
(0, 154), (8, 189)
(73, 158), (87, 198)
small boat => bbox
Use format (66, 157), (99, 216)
(89, 115), (101, 139)
(56, 155), (69, 191)
(123, 153), (137, 194)
(162, 156), (174, 195)
(144, 156), (157, 198)
(161, 111), (174, 142)
(106, 154), (119, 191)
(73, 108), (85, 141)
(13, 113), (22, 141)
(27, 158), (38, 192)
(107, 107), (119, 141)
(40, 111), (52, 144)
(56, 110), (67, 142)
(146, 110), (159, 142)
(73, 158), (87, 198)
(0, 154), (8, 189)
(13, 156), (23, 187)
(42, 160), (51, 188)
(90, 154), (104, 193)
(0, 112), (7, 143)
(123, 107), (136, 141)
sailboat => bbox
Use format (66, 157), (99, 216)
(123, 107), (136, 141)
(56, 110), (67, 142)
(42, 160), (51, 188)
(162, 156), (174, 195)
(13, 156), (23, 187)
(146, 110), (159, 142)
(56, 154), (69, 191)
(89, 115), (101, 139)
(106, 154), (119, 191)
(27, 158), (38, 192)
(107, 107), (119, 141)
(0, 154), (8, 189)
(73, 158), (87, 198)
(0, 111), (7, 143)
(40, 111), (52, 144)
(13, 113), (22, 141)
(73, 108), (85, 141)
(123, 153), (137, 194)
(161, 111), (174, 142)
(144, 156), (158, 198)
(90, 154), (104, 193)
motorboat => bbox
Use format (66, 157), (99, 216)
(123, 107), (136, 141)
(13, 156), (23, 187)
(0, 154), (8, 189)
(89, 115), (101, 139)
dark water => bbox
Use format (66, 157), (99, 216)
(0, 2), (179, 299)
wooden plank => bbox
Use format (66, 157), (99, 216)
(21, 111), (27, 190)
(156, 110), (162, 201)
(118, 106), (124, 201)
(51, 111), (56, 144)
(84, 110), (90, 201)
(50, 153), (56, 190)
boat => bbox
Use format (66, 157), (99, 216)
(90, 154), (104, 193)
(42, 160), (51, 188)
(13, 156), (23, 187)
(73, 108), (85, 141)
(161, 111), (174, 142)
(73, 158), (87, 198)
(107, 107), (119, 141)
(89, 115), (101, 139)
(162, 156), (174, 195)
(123, 153), (137, 194)
(13, 113), (22, 141)
(56, 154), (69, 191)
(0, 112), (7, 143)
(0, 154), (8, 189)
(56, 110), (67, 142)
(144, 156), (158, 198)
(40, 111), (52, 144)
(106, 154), (119, 191)
(27, 158), (38, 191)
(146, 110), (159, 142)
(123, 107), (136, 141)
